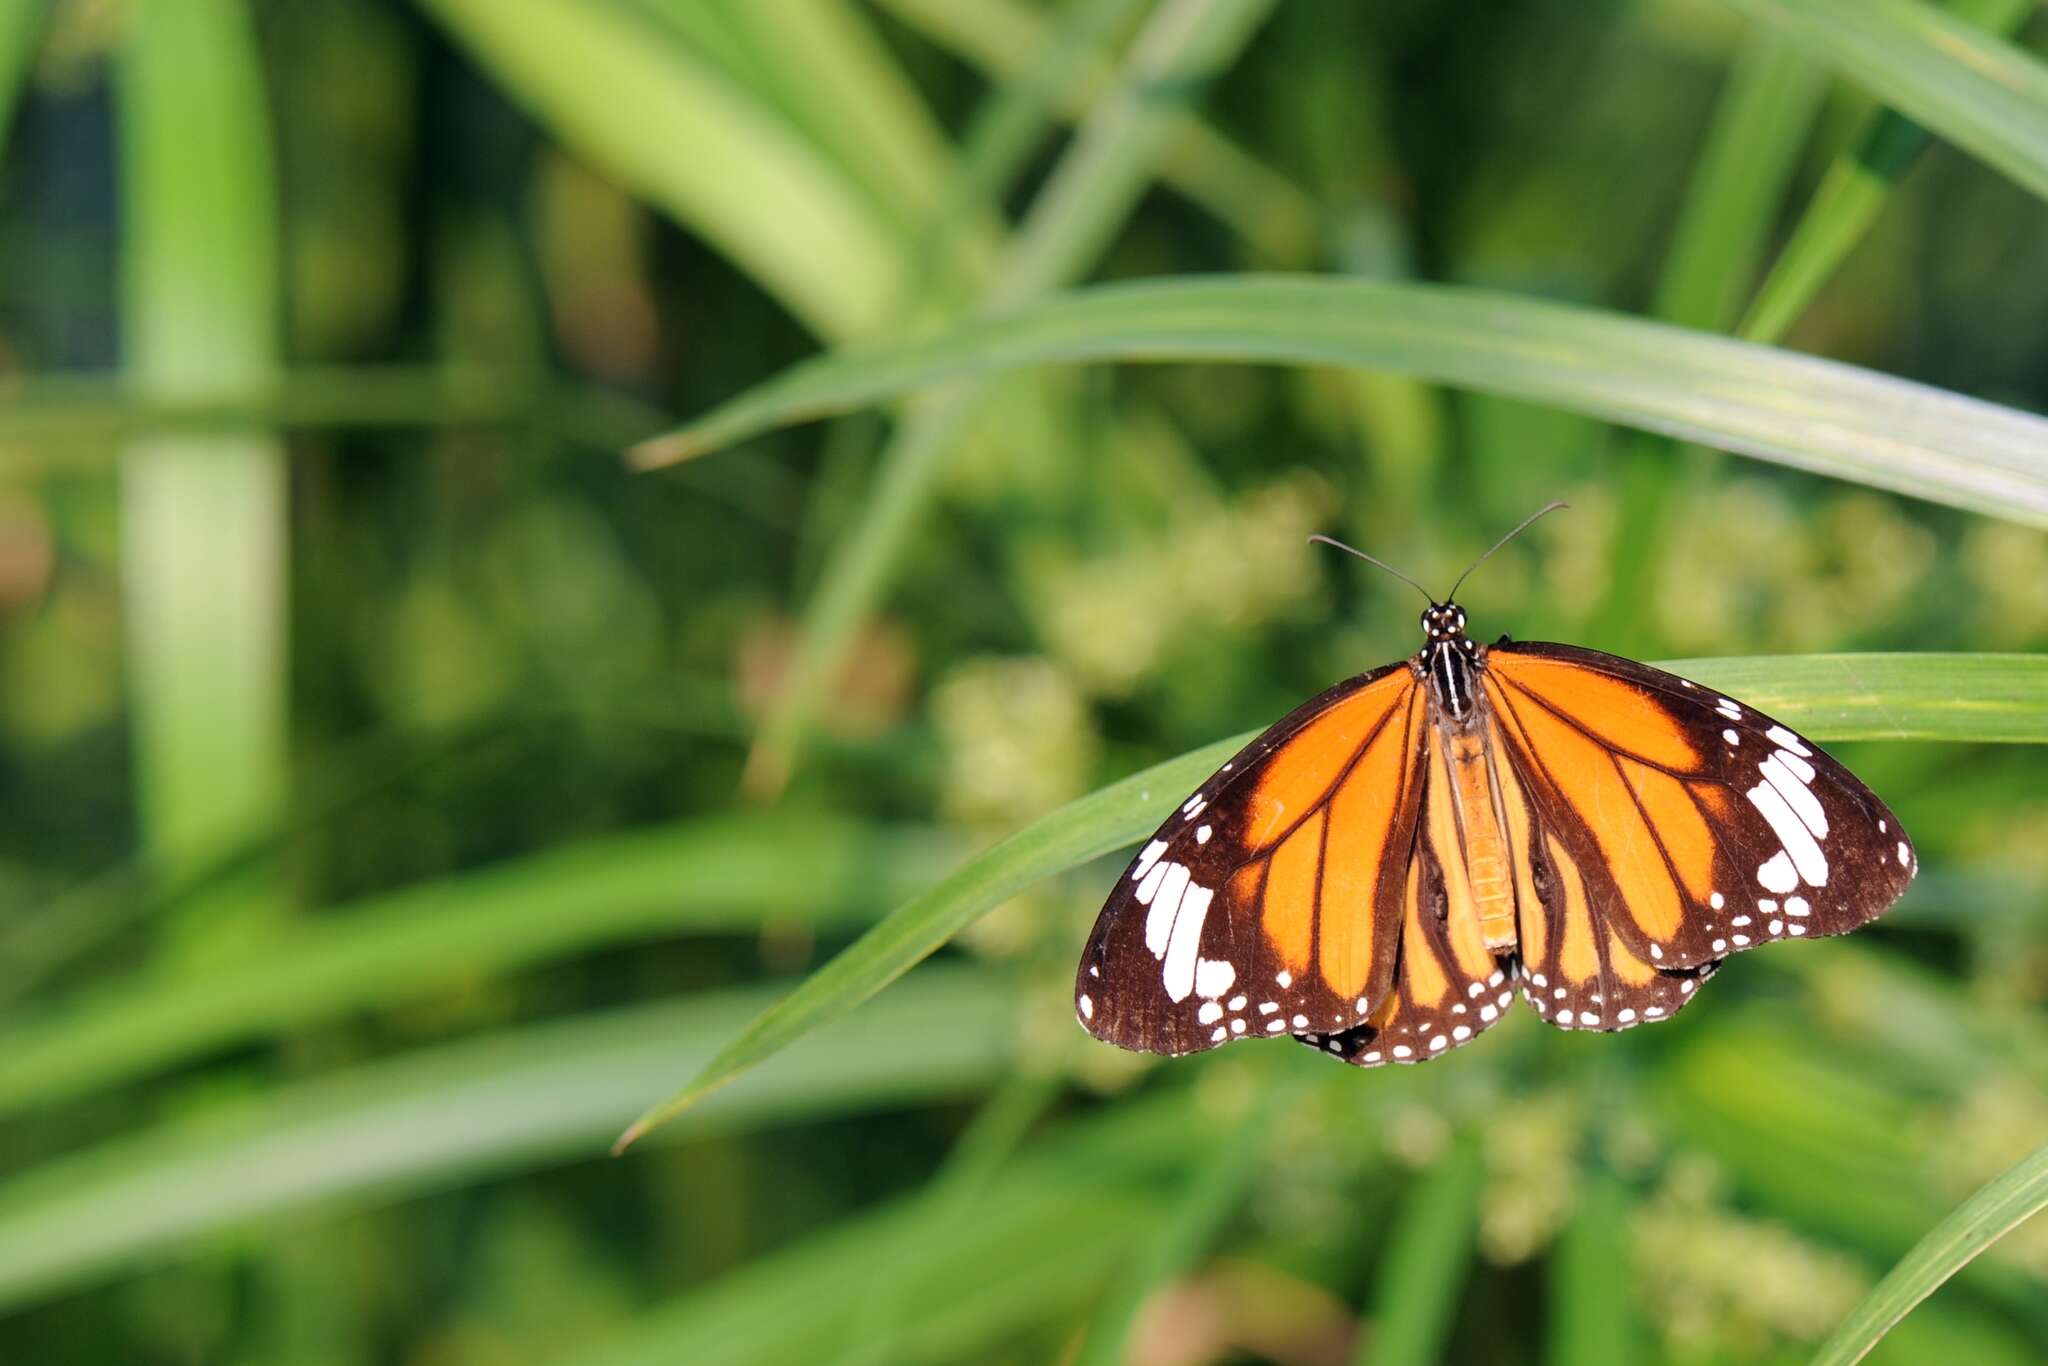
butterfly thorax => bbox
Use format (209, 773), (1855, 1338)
(1416, 602), (1484, 724)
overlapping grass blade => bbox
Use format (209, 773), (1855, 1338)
(618, 653), (2048, 1142)
(1356, 1135), (1485, 1366)
(118, 0), (288, 885)
(1075, 1081), (1293, 1366)
(0, 966), (1018, 1312)
(0, 815), (950, 1120)
(732, 0), (1284, 797)
(1811, 1139), (2048, 1366)
(415, 0), (907, 341)
(634, 276), (2048, 526)
(1740, 0), (2039, 343)
(1717, 0), (2048, 203)
(1547, 1173), (1640, 1366)
(875, 0), (1318, 262)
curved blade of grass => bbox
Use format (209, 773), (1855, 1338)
(1810, 1139), (2048, 1366)
(618, 653), (2048, 1144)
(1592, 32), (1828, 654)
(1717, 0), (2048, 203)
(875, 0), (1318, 263)
(1075, 1078), (1298, 1366)
(730, 0), (1283, 798)
(1357, 1133), (1485, 1366)
(1739, 0), (2039, 344)
(0, 966), (1018, 1312)
(572, 1096), (1219, 1366)
(628, 0), (997, 290)
(631, 276), (2048, 527)
(414, 0), (907, 341)
(0, 815), (951, 1121)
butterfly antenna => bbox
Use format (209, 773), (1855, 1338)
(1446, 500), (1569, 602)
(1307, 534), (1435, 604)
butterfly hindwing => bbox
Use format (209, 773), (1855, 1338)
(1482, 642), (1914, 1029)
(1077, 662), (1424, 1055)
(1299, 735), (1518, 1065)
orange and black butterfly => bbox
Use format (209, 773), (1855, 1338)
(1075, 504), (1915, 1066)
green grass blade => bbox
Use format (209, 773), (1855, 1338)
(632, 276), (2048, 526)
(119, 0), (287, 876)
(1075, 1082), (1292, 1366)
(619, 653), (2046, 1142)
(875, 0), (1319, 263)
(732, 0), (1283, 796)
(1547, 1172), (1640, 1366)
(571, 1099), (1206, 1366)
(1718, 0), (2048, 203)
(0, 366), (670, 449)
(1593, 33), (1827, 652)
(1356, 1135), (1485, 1366)
(1740, 0), (2039, 344)
(0, 0), (51, 160)
(1810, 1139), (2048, 1366)
(0, 815), (950, 1120)
(415, 0), (907, 341)
(830, 1071), (1065, 1366)
(0, 967), (1018, 1312)
(1659, 654), (2048, 743)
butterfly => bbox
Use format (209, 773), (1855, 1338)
(1074, 504), (1915, 1067)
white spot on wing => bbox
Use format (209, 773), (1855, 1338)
(1197, 1001), (1223, 1025)
(1709, 892), (1724, 910)
(1765, 725), (1810, 757)
(1144, 863), (1191, 956)
(1161, 882), (1213, 1001)
(1132, 840), (1169, 882)
(1897, 841), (1911, 867)
(1194, 958), (1235, 999)
(1760, 753), (1828, 839)
(1079, 995), (1093, 1019)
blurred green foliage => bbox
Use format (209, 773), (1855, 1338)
(0, 2), (2043, 1364)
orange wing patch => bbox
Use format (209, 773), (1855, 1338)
(1487, 653), (1699, 770)
(1492, 676), (1684, 941)
(1243, 671), (1409, 848)
(1262, 808), (1324, 976)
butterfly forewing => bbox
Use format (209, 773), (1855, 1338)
(1076, 662), (1424, 1054)
(1483, 642), (1913, 1029)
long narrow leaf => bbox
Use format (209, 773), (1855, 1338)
(119, 0), (287, 875)
(415, 0), (907, 341)
(631, 277), (2048, 527)
(1357, 1136), (1485, 1366)
(736, 0), (1284, 796)
(1810, 1139), (2048, 1366)
(875, 0), (1318, 263)
(1739, 0), (2039, 343)
(0, 816), (950, 1120)
(619, 653), (2048, 1142)
(0, 967), (1018, 1312)
(1718, 0), (2048, 203)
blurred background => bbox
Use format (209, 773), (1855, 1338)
(0, 0), (2044, 1362)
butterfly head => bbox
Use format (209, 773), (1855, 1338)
(1420, 602), (1468, 643)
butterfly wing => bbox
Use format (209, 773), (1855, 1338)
(1076, 661), (1427, 1055)
(1480, 641), (1914, 1031)
(1297, 725), (1520, 1066)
